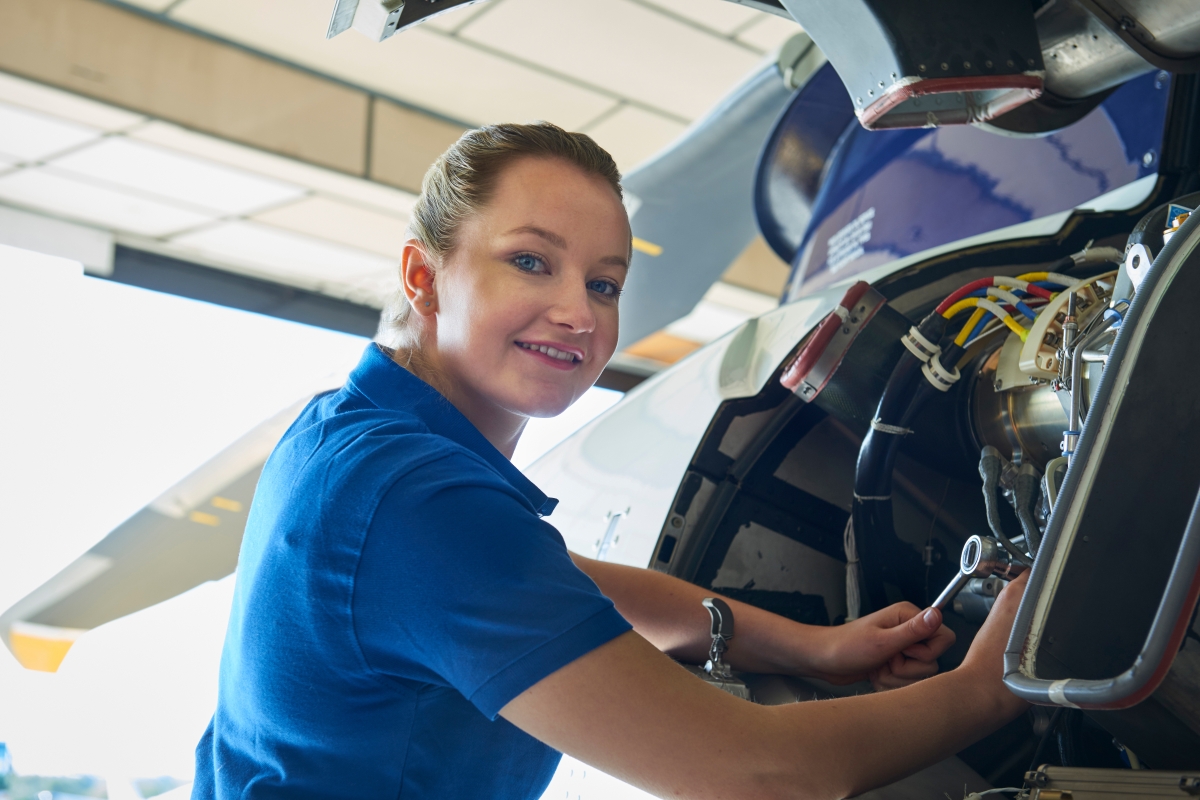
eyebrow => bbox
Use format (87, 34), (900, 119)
(506, 225), (629, 270)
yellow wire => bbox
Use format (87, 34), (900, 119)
(954, 308), (987, 346)
(1002, 315), (1028, 341)
(1017, 271), (1048, 282)
(942, 298), (979, 318)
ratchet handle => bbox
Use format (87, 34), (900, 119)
(933, 571), (971, 610)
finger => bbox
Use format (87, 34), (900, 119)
(901, 624), (956, 660)
(880, 606), (945, 652)
(887, 656), (939, 681)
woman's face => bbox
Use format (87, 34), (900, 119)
(425, 156), (630, 422)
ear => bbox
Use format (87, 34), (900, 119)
(400, 239), (438, 316)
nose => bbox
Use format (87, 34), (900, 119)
(546, 276), (596, 334)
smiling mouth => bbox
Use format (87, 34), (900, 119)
(516, 341), (581, 364)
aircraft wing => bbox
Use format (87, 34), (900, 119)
(616, 35), (822, 350)
(0, 392), (328, 672)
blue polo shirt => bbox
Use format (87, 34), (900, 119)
(193, 344), (631, 799)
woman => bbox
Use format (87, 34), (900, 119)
(194, 122), (1027, 800)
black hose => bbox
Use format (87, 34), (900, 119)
(852, 314), (949, 611)
(979, 446), (1034, 565)
(1013, 463), (1042, 556)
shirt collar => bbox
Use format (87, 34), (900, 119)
(346, 344), (558, 516)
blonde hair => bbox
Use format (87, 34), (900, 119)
(378, 121), (624, 349)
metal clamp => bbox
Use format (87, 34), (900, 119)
(702, 597), (735, 680)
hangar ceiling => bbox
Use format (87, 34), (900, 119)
(0, 0), (796, 365)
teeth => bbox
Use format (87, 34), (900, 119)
(518, 342), (577, 362)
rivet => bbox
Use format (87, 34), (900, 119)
(940, 62), (949, 71)
(891, 72), (897, 79)
(878, 80), (884, 87)
(868, 89), (874, 96)
(856, 97), (863, 104)
(918, 64), (927, 72)
(1007, 59), (1015, 67)
(1028, 58), (1036, 66)
(963, 60), (971, 69)
(985, 59), (993, 68)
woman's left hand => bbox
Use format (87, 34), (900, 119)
(804, 603), (956, 691)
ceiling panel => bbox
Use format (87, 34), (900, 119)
(635, 0), (761, 36)
(459, 0), (760, 120)
(583, 105), (687, 173)
(49, 138), (307, 216)
(169, 220), (396, 290)
(129, 121), (417, 217)
(0, 169), (214, 236)
(734, 13), (803, 53)
(170, 0), (614, 130)
(0, 103), (101, 162)
(0, 72), (146, 132)
(253, 195), (405, 258)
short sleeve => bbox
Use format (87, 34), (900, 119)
(352, 452), (631, 719)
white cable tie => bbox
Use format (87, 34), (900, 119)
(986, 287), (1023, 308)
(921, 354), (961, 392)
(993, 277), (1029, 290)
(900, 325), (940, 362)
(831, 304), (850, 322)
(870, 418), (913, 436)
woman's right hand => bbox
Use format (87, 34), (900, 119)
(958, 570), (1031, 718)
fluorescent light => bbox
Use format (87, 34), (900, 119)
(130, 121), (417, 217)
(170, 220), (396, 297)
(0, 103), (101, 162)
(0, 169), (214, 237)
(0, 72), (145, 132)
(49, 138), (307, 216)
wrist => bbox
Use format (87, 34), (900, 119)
(952, 658), (1029, 720)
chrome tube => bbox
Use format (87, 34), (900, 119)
(1066, 316), (1118, 460)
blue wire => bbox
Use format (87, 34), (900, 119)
(964, 289), (1038, 321)
(964, 312), (993, 345)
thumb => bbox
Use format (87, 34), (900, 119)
(886, 607), (941, 649)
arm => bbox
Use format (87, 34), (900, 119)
(571, 553), (954, 687)
(502, 573), (1028, 800)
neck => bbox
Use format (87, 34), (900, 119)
(390, 345), (528, 459)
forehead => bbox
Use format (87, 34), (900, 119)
(481, 157), (628, 238)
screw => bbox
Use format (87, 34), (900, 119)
(670, 515), (683, 529)
(1143, 150), (1155, 167)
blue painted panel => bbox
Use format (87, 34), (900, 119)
(767, 70), (1172, 302)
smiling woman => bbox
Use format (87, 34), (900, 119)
(194, 122), (1028, 800)
(379, 123), (632, 456)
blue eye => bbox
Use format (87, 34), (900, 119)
(588, 279), (620, 298)
(512, 253), (545, 272)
